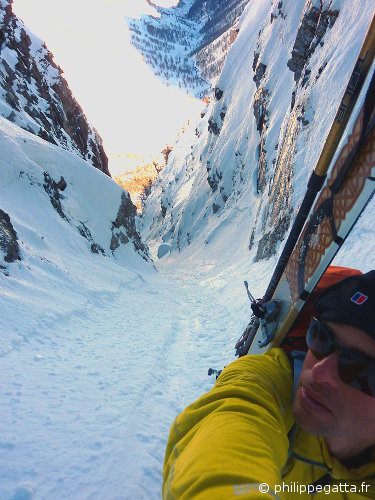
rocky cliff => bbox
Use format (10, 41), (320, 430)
(115, 161), (161, 213)
(0, 0), (110, 176)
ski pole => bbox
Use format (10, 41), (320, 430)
(244, 280), (256, 303)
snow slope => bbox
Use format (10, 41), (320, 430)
(0, 113), (374, 499)
(0, 117), (248, 499)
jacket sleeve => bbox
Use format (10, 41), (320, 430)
(163, 348), (295, 499)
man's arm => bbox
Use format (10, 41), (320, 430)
(163, 348), (295, 499)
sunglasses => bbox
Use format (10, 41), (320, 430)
(306, 317), (375, 397)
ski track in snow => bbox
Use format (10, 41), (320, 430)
(0, 251), (239, 500)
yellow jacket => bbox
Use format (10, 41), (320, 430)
(163, 349), (375, 499)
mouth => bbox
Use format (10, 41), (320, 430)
(300, 386), (332, 414)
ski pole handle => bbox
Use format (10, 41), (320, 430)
(244, 280), (256, 303)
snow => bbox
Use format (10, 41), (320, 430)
(1, 109), (373, 498)
(0, 47), (19, 70)
(1, 0), (375, 499)
(0, 7), (106, 174)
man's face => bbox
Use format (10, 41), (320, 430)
(293, 321), (375, 457)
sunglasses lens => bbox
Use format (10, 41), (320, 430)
(339, 355), (375, 397)
(306, 319), (332, 359)
(338, 354), (369, 382)
(306, 318), (375, 397)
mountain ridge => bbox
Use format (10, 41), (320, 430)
(0, 0), (109, 176)
(128, 0), (251, 97)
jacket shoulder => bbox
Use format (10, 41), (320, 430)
(163, 349), (294, 499)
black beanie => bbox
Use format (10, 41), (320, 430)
(315, 270), (375, 338)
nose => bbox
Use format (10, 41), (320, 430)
(310, 350), (341, 387)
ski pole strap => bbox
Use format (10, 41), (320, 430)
(244, 280), (256, 303)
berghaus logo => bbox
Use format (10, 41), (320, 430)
(351, 292), (368, 305)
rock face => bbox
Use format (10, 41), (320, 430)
(42, 172), (69, 221)
(115, 161), (162, 213)
(0, 0), (110, 175)
(287, 3), (339, 83)
(110, 192), (150, 261)
(252, 0), (339, 261)
(0, 208), (20, 267)
(128, 0), (251, 97)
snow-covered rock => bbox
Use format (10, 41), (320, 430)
(128, 0), (251, 97)
(0, 117), (150, 273)
(0, 207), (20, 267)
(157, 242), (172, 259)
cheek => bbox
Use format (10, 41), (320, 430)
(349, 393), (375, 442)
(353, 392), (375, 417)
(337, 382), (375, 429)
